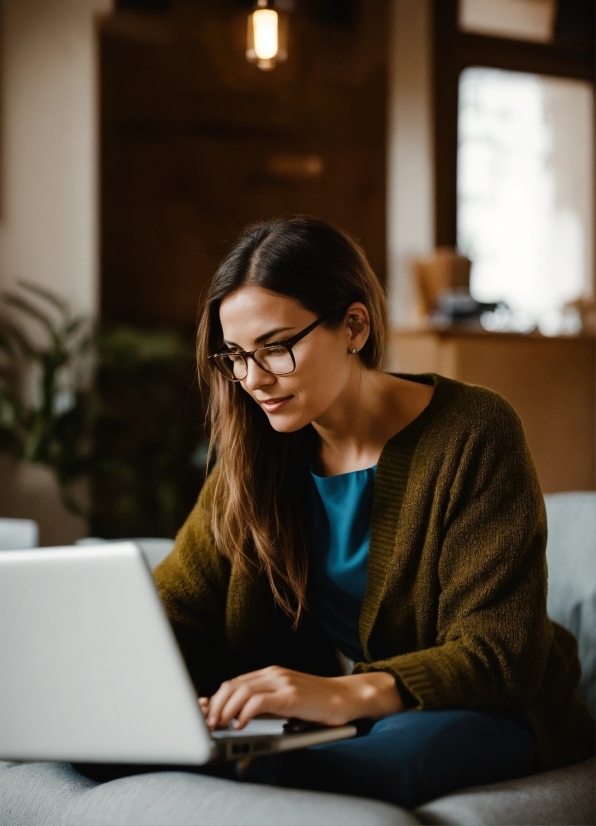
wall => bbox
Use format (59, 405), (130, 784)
(386, 0), (434, 328)
(100, 1), (388, 332)
(0, 0), (112, 545)
(0, 0), (112, 318)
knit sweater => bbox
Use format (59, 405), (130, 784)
(154, 374), (595, 771)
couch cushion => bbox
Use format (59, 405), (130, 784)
(0, 761), (421, 826)
(544, 492), (596, 713)
(414, 757), (595, 826)
(75, 538), (175, 571)
(0, 518), (38, 550)
(0, 761), (96, 825)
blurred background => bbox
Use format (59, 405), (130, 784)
(0, 0), (593, 546)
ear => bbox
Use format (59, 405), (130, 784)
(344, 302), (370, 354)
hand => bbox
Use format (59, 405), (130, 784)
(199, 666), (403, 730)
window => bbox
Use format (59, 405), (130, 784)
(457, 67), (594, 330)
(459, 0), (557, 43)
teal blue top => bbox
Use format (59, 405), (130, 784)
(310, 465), (376, 662)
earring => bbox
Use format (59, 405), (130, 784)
(349, 348), (358, 354)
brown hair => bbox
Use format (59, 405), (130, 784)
(196, 216), (388, 623)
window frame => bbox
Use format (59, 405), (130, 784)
(433, 0), (595, 248)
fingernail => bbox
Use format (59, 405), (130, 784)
(232, 720), (241, 729)
(207, 717), (216, 727)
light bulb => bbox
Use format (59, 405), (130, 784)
(246, 4), (289, 71)
(252, 9), (278, 60)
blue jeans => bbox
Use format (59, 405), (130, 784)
(242, 710), (537, 808)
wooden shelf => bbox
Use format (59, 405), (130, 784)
(388, 328), (595, 493)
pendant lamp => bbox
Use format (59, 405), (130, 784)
(246, 0), (292, 71)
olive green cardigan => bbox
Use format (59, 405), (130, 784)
(154, 374), (595, 771)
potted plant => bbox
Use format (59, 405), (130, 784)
(0, 282), (206, 543)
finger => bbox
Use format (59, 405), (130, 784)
(219, 683), (261, 728)
(207, 670), (286, 727)
(234, 692), (282, 729)
(218, 674), (284, 727)
(207, 681), (239, 727)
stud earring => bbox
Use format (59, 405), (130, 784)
(349, 348), (358, 354)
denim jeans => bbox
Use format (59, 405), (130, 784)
(241, 709), (538, 809)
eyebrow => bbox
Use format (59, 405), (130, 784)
(224, 326), (296, 348)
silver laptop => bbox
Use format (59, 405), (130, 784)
(0, 543), (357, 764)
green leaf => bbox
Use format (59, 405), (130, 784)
(23, 413), (50, 462)
(62, 316), (89, 340)
(0, 331), (16, 356)
(98, 325), (189, 366)
(0, 392), (19, 427)
(0, 317), (39, 359)
(2, 293), (60, 344)
(17, 280), (70, 318)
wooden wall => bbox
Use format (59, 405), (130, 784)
(100, 0), (388, 332)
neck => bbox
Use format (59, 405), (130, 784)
(311, 365), (397, 475)
(311, 367), (435, 477)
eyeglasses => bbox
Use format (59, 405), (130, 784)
(208, 308), (345, 382)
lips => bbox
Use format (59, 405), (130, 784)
(259, 395), (293, 413)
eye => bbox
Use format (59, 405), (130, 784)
(264, 345), (289, 358)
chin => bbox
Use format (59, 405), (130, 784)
(266, 417), (306, 434)
(264, 411), (311, 434)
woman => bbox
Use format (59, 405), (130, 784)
(155, 216), (594, 808)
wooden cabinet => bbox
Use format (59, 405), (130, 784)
(388, 329), (595, 493)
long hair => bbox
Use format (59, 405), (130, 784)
(196, 216), (388, 624)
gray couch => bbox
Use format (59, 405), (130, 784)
(1, 493), (594, 826)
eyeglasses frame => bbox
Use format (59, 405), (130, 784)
(208, 307), (347, 382)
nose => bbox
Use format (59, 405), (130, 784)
(244, 356), (276, 392)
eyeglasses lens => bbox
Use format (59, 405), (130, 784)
(218, 353), (247, 380)
(254, 345), (294, 376)
(215, 345), (294, 381)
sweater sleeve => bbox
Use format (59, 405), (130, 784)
(355, 394), (552, 713)
(153, 469), (230, 697)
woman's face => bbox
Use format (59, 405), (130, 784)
(218, 286), (369, 433)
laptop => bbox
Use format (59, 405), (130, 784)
(0, 543), (357, 765)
